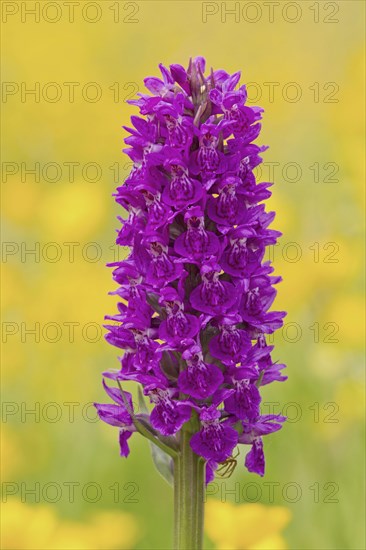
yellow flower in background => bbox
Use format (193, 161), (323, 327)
(1, 499), (140, 550)
(205, 500), (291, 550)
(0, 428), (23, 478)
(1, 181), (42, 227)
(82, 511), (141, 550)
(37, 182), (107, 241)
(328, 47), (365, 198)
(324, 293), (365, 349)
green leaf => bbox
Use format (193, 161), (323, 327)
(150, 442), (174, 486)
(256, 370), (264, 388)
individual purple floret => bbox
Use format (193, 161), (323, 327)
(95, 56), (287, 480)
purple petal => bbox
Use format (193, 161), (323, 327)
(245, 438), (265, 476)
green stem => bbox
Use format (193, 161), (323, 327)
(174, 425), (205, 550)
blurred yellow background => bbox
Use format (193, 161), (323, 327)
(1, 1), (365, 548)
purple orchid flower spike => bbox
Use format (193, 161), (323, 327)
(95, 56), (287, 550)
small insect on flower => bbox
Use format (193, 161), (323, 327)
(217, 447), (240, 478)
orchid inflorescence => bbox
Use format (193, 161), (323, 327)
(95, 56), (287, 483)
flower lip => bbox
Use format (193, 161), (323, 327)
(200, 258), (221, 276)
(164, 157), (186, 171)
(183, 205), (204, 221)
(159, 286), (181, 304)
(218, 175), (241, 189)
(229, 225), (256, 239)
